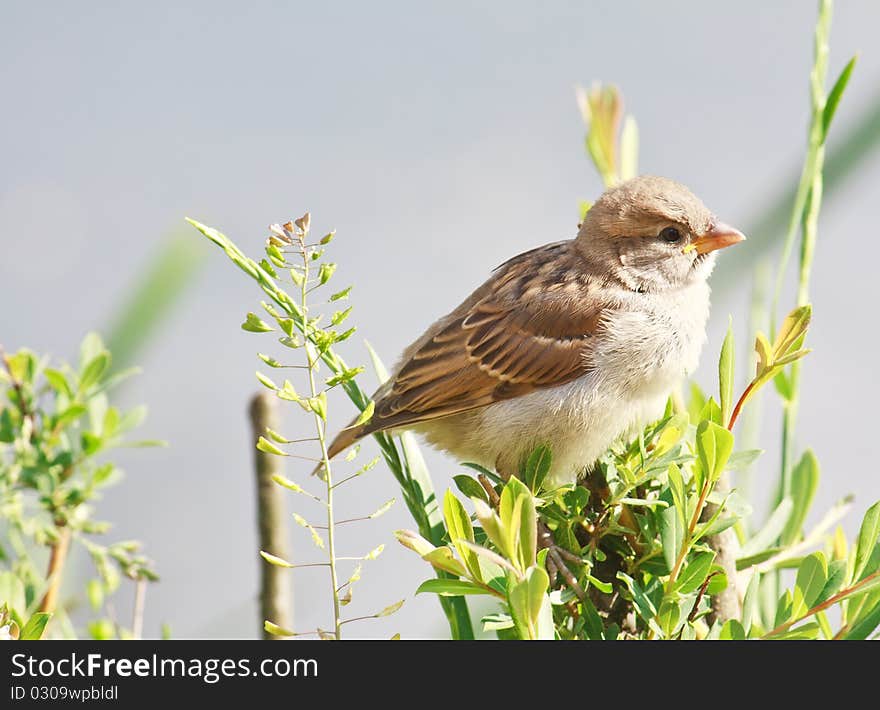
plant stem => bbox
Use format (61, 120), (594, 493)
(667, 482), (712, 585)
(726, 380), (756, 432)
(776, 0), (831, 502)
(250, 391), (292, 640)
(762, 569), (880, 639)
(132, 579), (146, 640)
(39, 526), (71, 614)
(300, 239), (342, 640)
(192, 218), (474, 639)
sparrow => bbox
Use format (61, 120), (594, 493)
(327, 175), (745, 488)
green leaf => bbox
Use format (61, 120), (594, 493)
(773, 305), (812, 359)
(473, 499), (507, 556)
(258, 353), (284, 368)
(256, 436), (286, 456)
(353, 401), (374, 427)
(523, 445), (552, 492)
(675, 551), (716, 595)
(792, 551), (827, 617)
(666, 464), (688, 534)
(453, 475), (489, 504)
(818, 559), (847, 604)
(318, 263), (337, 285)
(657, 598), (680, 638)
(293, 513), (325, 549)
(393, 530), (436, 557)
(457, 539), (518, 576)
(44, 368), (73, 398)
(773, 369), (793, 401)
(241, 312), (274, 333)
(55, 403), (87, 429)
(482, 613), (515, 632)
(695, 420), (735, 484)
(330, 286), (352, 302)
(259, 551), (294, 568)
(422, 547), (468, 577)
(854, 501), (880, 581)
(619, 115), (639, 181)
(508, 565), (551, 639)
(375, 599), (405, 618)
(698, 396), (723, 428)
(719, 619), (746, 640)
(255, 371), (277, 390)
(719, 317), (735, 425)
(79, 353), (110, 391)
(738, 498), (794, 559)
(781, 450), (820, 546)
(518, 489), (538, 572)
(823, 55), (858, 139)
(364, 544), (385, 560)
(20, 613), (51, 640)
(773, 623), (820, 640)
(844, 598), (880, 640)
(742, 573), (761, 633)
(0, 572), (26, 620)
(264, 621), (298, 637)
(443, 490), (482, 582)
(660, 505), (684, 573)
(415, 579), (491, 597)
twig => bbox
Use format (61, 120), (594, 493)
(478, 474), (501, 508)
(132, 579), (146, 640)
(299, 233), (343, 641)
(39, 526), (71, 614)
(725, 380), (756, 432)
(250, 392), (292, 640)
(537, 522), (587, 603)
(701, 475), (741, 625)
(762, 569), (880, 639)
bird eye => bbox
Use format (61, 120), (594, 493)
(659, 226), (683, 243)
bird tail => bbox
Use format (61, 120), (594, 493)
(310, 421), (367, 476)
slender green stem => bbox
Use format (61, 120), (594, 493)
(762, 569), (880, 639)
(775, 0), (831, 503)
(191, 218), (474, 638)
(300, 237), (342, 641)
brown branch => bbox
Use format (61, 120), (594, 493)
(250, 392), (292, 640)
(726, 380), (756, 432)
(39, 526), (71, 614)
(701, 474), (741, 625)
(477, 474), (501, 508)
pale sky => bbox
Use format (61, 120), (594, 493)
(2, 1), (879, 638)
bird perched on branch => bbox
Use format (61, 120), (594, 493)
(327, 176), (745, 487)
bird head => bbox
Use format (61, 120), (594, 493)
(576, 175), (745, 292)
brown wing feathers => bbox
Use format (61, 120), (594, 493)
(326, 241), (604, 459)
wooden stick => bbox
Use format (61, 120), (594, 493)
(250, 392), (292, 640)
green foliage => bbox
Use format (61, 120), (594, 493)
(399, 478), (553, 639)
(196, 0), (878, 642)
(398, 313), (880, 639)
(398, 1), (880, 640)
(0, 334), (159, 639)
(197, 214), (406, 639)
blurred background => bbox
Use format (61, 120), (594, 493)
(2, 1), (879, 638)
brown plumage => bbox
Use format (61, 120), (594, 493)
(328, 241), (607, 458)
(326, 175), (745, 484)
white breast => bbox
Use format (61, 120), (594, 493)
(416, 281), (711, 487)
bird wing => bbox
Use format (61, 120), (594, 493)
(363, 241), (608, 434)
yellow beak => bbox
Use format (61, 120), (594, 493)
(686, 222), (747, 255)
